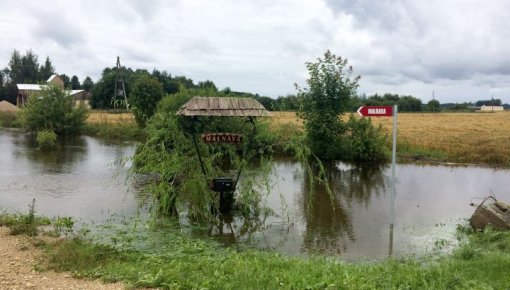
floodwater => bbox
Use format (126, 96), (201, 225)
(0, 130), (143, 221)
(1, 129), (510, 260)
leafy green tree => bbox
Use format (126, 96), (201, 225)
(39, 56), (55, 81)
(20, 85), (88, 135)
(152, 69), (179, 95)
(59, 74), (71, 89)
(82, 76), (94, 92)
(298, 50), (360, 160)
(427, 99), (440, 112)
(20, 50), (39, 83)
(129, 75), (164, 126)
(90, 71), (116, 109)
(476, 99), (502, 106)
(70, 75), (81, 89)
(6, 50), (24, 83)
(0, 71), (5, 101)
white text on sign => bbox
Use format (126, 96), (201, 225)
(368, 108), (387, 115)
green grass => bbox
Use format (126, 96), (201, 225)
(0, 111), (22, 128)
(0, 200), (51, 236)
(39, 225), (510, 289)
(82, 122), (146, 141)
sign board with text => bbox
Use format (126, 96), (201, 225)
(357, 106), (393, 117)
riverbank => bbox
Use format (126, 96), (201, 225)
(21, 223), (510, 289)
(0, 227), (125, 289)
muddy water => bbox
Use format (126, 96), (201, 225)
(237, 160), (510, 260)
(1, 129), (510, 260)
(0, 130), (142, 221)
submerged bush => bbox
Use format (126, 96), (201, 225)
(297, 50), (387, 162)
(20, 85), (88, 135)
(36, 130), (58, 150)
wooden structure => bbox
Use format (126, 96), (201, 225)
(177, 96), (269, 117)
(177, 96), (269, 214)
(16, 74), (89, 107)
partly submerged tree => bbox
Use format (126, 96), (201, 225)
(20, 85), (88, 135)
(298, 50), (387, 162)
(298, 50), (359, 160)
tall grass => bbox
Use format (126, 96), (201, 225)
(0, 111), (22, 128)
(40, 225), (510, 289)
(83, 111), (145, 141)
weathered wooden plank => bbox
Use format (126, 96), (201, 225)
(177, 96), (270, 117)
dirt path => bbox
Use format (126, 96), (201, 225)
(0, 227), (126, 290)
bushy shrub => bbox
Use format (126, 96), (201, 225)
(129, 75), (164, 126)
(20, 85), (88, 135)
(36, 130), (58, 150)
(298, 51), (388, 163)
(0, 111), (21, 128)
(346, 115), (388, 163)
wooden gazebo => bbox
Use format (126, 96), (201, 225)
(176, 96), (269, 214)
(177, 96), (269, 117)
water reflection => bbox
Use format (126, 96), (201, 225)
(300, 163), (386, 255)
(11, 133), (87, 174)
(0, 130), (140, 221)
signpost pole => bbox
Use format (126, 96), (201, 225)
(389, 105), (398, 256)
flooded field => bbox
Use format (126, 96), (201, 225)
(1, 129), (509, 260)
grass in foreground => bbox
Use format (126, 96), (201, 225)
(38, 225), (510, 289)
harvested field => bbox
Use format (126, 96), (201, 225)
(272, 111), (510, 166)
(87, 111), (135, 124)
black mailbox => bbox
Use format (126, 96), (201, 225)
(210, 177), (235, 192)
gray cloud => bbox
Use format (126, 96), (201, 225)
(1, 0), (510, 103)
(31, 9), (84, 47)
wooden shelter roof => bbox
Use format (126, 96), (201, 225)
(177, 96), (270, 117)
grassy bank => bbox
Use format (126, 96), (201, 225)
(36, 224), (510, 289)
(83, 111), (146, 141)
(272, 111), (510, 167)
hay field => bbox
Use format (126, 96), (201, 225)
(272, 111), (510, 166)
(87, 111), (135, 124)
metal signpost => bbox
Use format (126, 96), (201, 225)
(357, 105), (398, 256)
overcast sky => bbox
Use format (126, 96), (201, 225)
(1, 0), (509, 103)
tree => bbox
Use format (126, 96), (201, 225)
(298, 50), (360, 160)
(82, 76), (94, 92)
(129, 75), (164, 126)
(427, 99), (440, 112)
(90, 72), (115, 109)
(0, 71), (5, 101)
(20, 50), (39, 83)
(20, 85), (88, 135)
(59, 74), (71, 89)
(6, 50), (23, 83)
(70, 75), (81, 89)
(39, 56), (55, 81)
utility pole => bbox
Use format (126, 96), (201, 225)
(114, 56), (129, 111)
(432, 91), (435, 113)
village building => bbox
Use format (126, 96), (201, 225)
(16, 74), (90, 108)
(480, 105), (504, 112)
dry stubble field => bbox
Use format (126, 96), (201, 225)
(271, 111), (510, 166)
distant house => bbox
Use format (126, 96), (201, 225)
(16, 74), (90, 108)
(480, 105), (504, 112)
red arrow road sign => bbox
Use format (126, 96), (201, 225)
(357, 106), (393, 117)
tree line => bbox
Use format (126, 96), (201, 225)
(1, 49), (507, 113)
